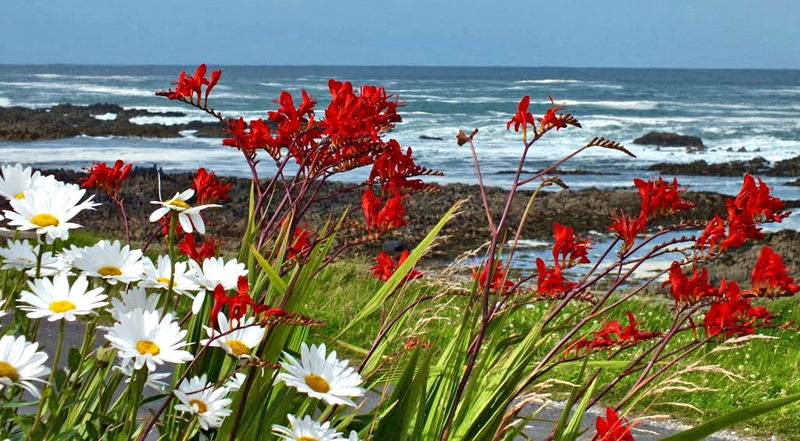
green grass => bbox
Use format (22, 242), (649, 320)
(306, 259), (800, 439)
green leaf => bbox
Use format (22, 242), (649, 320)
(661, 392), (800, 441)
(251, 244), (288, 295)
(67, 346), (80, 372)
(336, 201), (461, 339)
(561, 377), (596, 441)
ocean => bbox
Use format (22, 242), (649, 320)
(0, 65), (799, 202)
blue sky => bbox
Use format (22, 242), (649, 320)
(2, 0), (798, 68)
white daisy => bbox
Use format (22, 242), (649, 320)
(139, 255), (199, 295)
(187, 257), (247, 314)
(224, 372), (247, 392)
(104, 309), (193, 371)
(19, 274), (107, 322)
(0, 335), (50, 398)
(67, 240), (144, 285)
(109, 286), (161, 321)
(347, 431), (360, 441)
(149, 189), (220, 235)
(272, 414), (346, 441)
(0, 163), (58, 201)
(3, 185), (98, 243)
(276, 343), (365, 407)
(188, 257), (247, 292)
(114, 361), (171, 392)
(0, 239), (69, 277)
(201, 312), (265, 359)
(174, 374), (233, 430)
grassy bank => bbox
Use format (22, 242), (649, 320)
(305, 259), (800, 439)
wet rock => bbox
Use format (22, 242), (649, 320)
(382, 240), (406, 252)
(633, 132), (705, 149)
(648, 157), (770, 176)
(768, 155), (800, 177)
(0, 103), (225, 141)
(419, 135), (444, 141)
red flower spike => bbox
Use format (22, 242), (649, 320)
(159, 64), (220, 104)
(538, 95), (568, 132)
(474, 261), (515, 294)
(622, 311), (661, 342)
(193, 168), (232, 205)
(607, 210), (642, 251)
(506, 95), (536, 140)
(751, 246), (799, 296)
(371, 250), (422, 283)
(210, 284), (232, 328)
(552, 222), (590, 268)
(596, 408), (635, 441)
(80, 160), (132, 199)
(662, 263), (719, 307)
(704, 280), (774, 338)
(287, 225), (313, 260)
(177, 233), (220, 263)
(634, 177), (695, 223)
(535, 258), (577, 296)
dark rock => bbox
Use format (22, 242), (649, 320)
(0, 103), (226, 141)
(419, 135), (444, 141)
(787, 179), (800, 187)
(768, 155), (800, 177)
(737, 146), (748, 152)
(633, 132), (704, 149)
(382, 240), (406, 253)
(648, 157), (770, 177)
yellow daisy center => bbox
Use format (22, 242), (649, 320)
(167, 199), (191, 210)
(156, 277), (175, 287)
(298, 437), (318, 441)
(97, 266), (123, 277)
(225, 340), (250, 357)
(0, 361), (19, 382)
(14, 193), (25, 200)
(49, 300), (76, 314)
(189, 399), (207, 413)
(30, 213), (59, 227)
(304, 374), (330, 393)
(136, 340), (161, 356)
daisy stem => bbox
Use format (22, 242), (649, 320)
(165, 214), (178, 312)
(34, 237), (44, 279)
(31, 318), (65, 436)
(124, 368), (146, 436)
(179, 418), (198, 441)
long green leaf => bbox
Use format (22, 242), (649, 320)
(336, 201), (461, 338)
(661, 392), (800, 441)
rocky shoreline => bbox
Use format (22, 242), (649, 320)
(32, 168), (799, 270)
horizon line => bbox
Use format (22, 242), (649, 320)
(1, 63), (799, 72)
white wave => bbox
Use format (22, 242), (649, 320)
(92, 113), (117, 121)
(258, 82), (285, 87)
(0, 81), (155, 97)
(31, 73), (144, 81)
(545, 99), (659, 110)
(515, 79), (582, 84)
(129, 114), (218, 125)
(0, 97), (11, 107)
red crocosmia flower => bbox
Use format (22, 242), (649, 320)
(193, 168), (232, 205)
(177, 233), (219, 263)
(704, 280), (773, 338)
(607, 210), (642, 251)
(324, 79), (401, 145)
(287, 226), (313, 260)
(591, 320), (623, 350)
(622, 311), (661, 343)
(506, 95), (536, 139)
(210, 284), (232, 327)
(596, 408), (635, 441)
(662, 263), (719, 307)
(473, 261), (515, 294)
(535, 258), (577, 296)
(634, 177), (695, 223)
(80, 160), (132, 199)
(751, 246), (799, 296)
(229, 276), (255, 321)
(159, 64), (221, 104)
(538, 95), (568, 132)
(363, 184), (408, 232)
(552, 222), (590, 267)
(733, 174), (789, 223)
(371, 250), (422, 283)
(362, 187), (382, 229)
